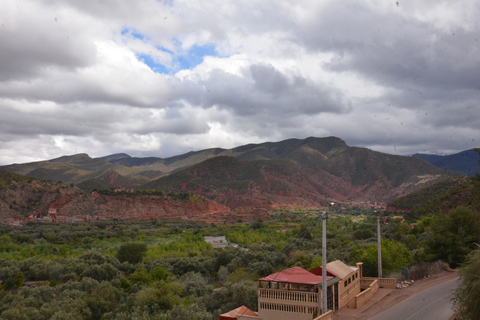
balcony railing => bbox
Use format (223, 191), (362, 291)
(258, 288), (320, 304)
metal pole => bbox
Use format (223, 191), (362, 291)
(322, 210), (327, 314)
(377, 215), (382, 278)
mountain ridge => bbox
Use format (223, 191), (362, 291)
(0, 137), (463, 208)
(413, 148), (480, 176)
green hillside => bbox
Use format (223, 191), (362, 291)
(391, 176), (480, 218)
(0, 170), (40, 187)
(0, 154), (150, 191)
(144, 156), (266, 194)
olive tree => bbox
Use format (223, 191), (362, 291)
(116, 243), (147, 264)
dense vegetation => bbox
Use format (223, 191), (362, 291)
(453, 248), (480, 320)
(2, 198), (478, 319)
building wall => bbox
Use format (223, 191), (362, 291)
(258, 304), (318, 320)
(255, 262), (365, 320)
(337, 268), (361, 309)
(258, 289), (321, 320)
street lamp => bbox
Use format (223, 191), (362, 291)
(321, 202), (334, 314)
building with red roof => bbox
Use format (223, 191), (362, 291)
(220, 260), (376, 320)
(219, 305), (258, 320)
(256, 265), (340, 320)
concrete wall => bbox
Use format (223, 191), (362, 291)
(338, 274), (361, 309)
(258, 306), (317, 320)
(361, 277), (396, 289)
(350, 279), (379, 308)
(313, 310), (334, 320)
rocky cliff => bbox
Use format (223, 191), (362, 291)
(0, 170), (271, 224)
(0, 171), (83, 223)
(58, 193), (227, 220)
(57, 193), (271, 224)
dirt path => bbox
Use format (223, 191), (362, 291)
(333, 270), (459, 320)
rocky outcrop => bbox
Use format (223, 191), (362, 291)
(0, 171), (272, 224)
(50, 193), (272, 224)
(0, 177), (83, 223)
(57, 193), (230, 220)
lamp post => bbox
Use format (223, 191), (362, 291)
(321, 202), (334, 314)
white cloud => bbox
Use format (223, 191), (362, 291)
(0, 0), (479, 165)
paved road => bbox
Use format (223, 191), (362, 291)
(370, 278), (459, 320)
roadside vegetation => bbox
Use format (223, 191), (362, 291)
(453, 248), (480, 320)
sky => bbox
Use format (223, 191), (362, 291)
(1, 0), (479, 165)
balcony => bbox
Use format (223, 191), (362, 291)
(258, 288), (321, 307)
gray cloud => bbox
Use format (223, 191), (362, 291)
(0, 0), (479, 165)
(175, 63), (350, 118)
(0, 2), (97, 81)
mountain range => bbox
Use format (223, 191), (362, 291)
(413, 148), (480, 176)
(0, 137), (463, 211)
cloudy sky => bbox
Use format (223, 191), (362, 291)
(1, 0), (479, 165)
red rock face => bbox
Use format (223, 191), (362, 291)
(0, 179), (83, 222)
(54, 194), (271, 224)
(179, 170), (451, 210)
(0, 177), (273, 224)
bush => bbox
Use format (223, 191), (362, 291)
(116, 243), (147, 264)
(424, 206), (480, 268)
(453, 249), (480, 319)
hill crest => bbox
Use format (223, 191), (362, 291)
(0, 137), (463, 210)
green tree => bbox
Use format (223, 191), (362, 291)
(180, 272), (213, 298)
(424, 206), (480, 268)
(15, 271), (24, 288)
(130, 268), (151, 285)
(350, 238), (412, 276)
(81, 263), (120, 281)
(453, 248), (480, 319)
(150, 266), (168, 282)
(208, 280), (258, 313)
(116, 243), (147, 264)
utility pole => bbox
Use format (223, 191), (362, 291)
(321, 209), (327, 314)
(321, 202), (334, 314)
(376, 210), (383, 278)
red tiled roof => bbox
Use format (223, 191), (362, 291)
(219, 305), (258, 320)
(259, 266), (332, 285)
(309, 266), (340, 278)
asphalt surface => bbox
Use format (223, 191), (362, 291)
(369, 277), (459, 320)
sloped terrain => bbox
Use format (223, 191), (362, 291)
(0, 170), (271, 224)
(0, 137), (462, 208)
(413, 148), (480, 176)
(144, 154), (459, 209)
(57, 192), (271, 224)
(0, 170), (83, 223)
(0, 154), (151, 192)
(388, 175), (480, 217)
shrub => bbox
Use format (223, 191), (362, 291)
(116, 243), (147, 264)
